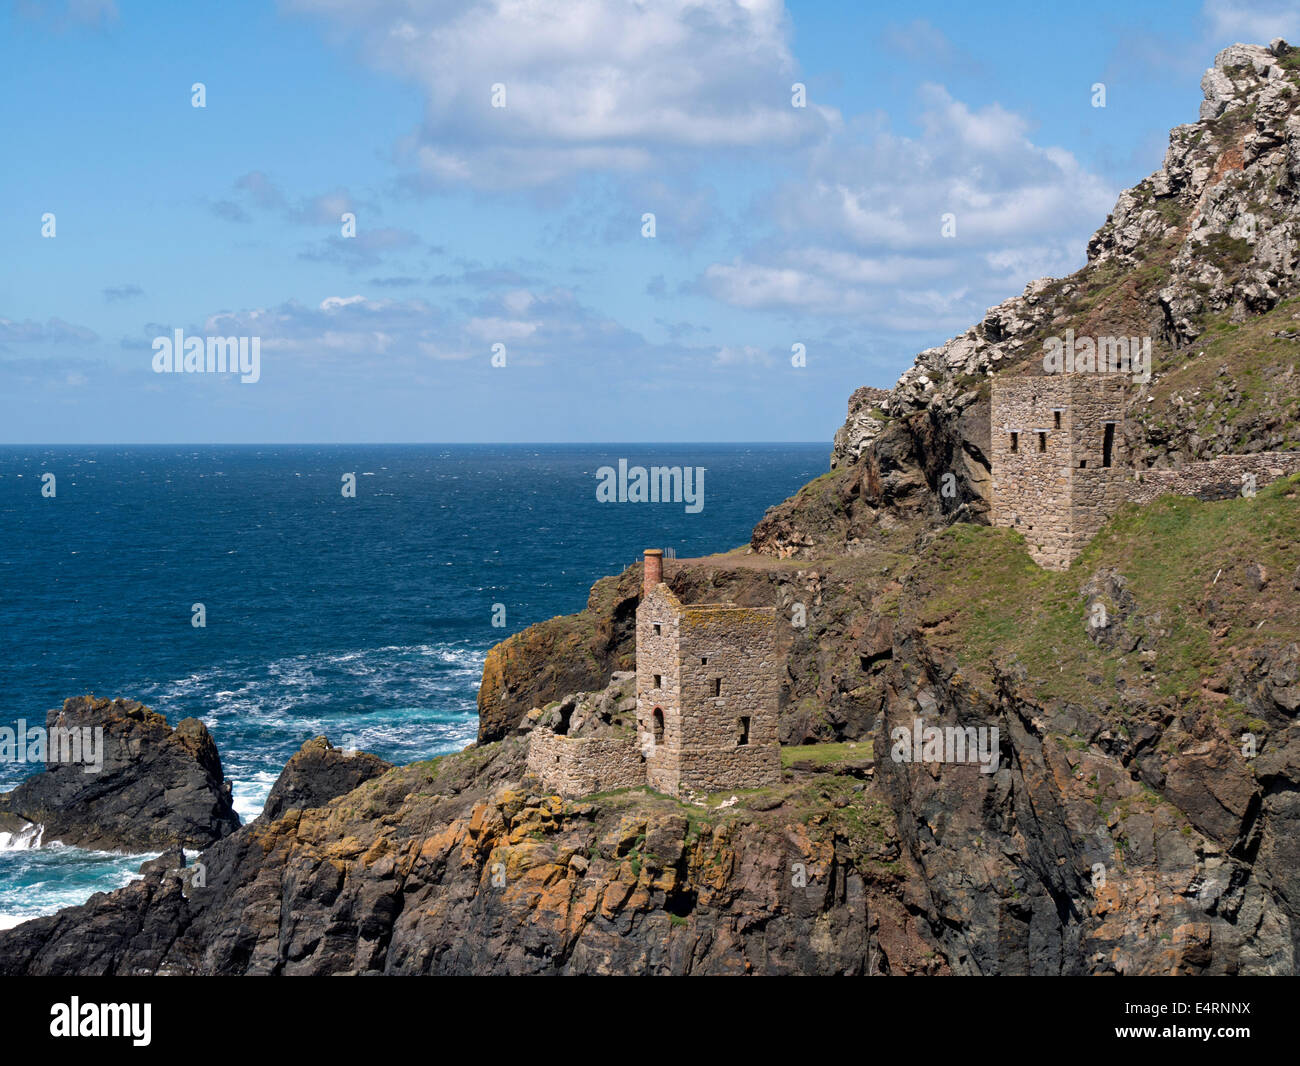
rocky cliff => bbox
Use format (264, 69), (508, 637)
(0, 727), (943, 975)
(463, 41), (1300, 974)
(0, 41), (1298, 976)
(5, 464), (1295, 973)
(814, 39), (1300, 558)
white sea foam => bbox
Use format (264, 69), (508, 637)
(0, 843), (159, 927)
(133, 639), (484, 822)
(0, 822), (43, 851)
(232, 771), (278, 822)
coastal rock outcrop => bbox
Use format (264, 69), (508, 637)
(0, 696), (238, 851)
(259, 736), (392, 823)
(2, 464), (1298, 974)
(0, 735), (940, 975)
(478, 566), (641, 742)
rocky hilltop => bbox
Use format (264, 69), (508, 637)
(807, 39), (1300, 555)
(1, 42), (1298, 975)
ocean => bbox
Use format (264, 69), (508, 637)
(0, 443), (826, 926)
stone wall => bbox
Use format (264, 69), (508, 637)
(1067, 376), (1128, 558)
(526, 730), (645, 798)
(1125, 453), (1300, 505)
(637, 584), (685, 796)
(636, 583), (781, 797)
(672, 605), (781, 794)
(990, 377), (1075, 569)
(993, 374), (1299, 570)
(991, 375), (1127, 570)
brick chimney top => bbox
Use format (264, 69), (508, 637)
(643, 549), (663, 597)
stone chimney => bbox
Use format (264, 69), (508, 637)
(642, 549), (663, 597)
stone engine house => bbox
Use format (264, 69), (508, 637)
(991, 374), (1300, 570)
(990, 375), (1128, 570)
(635, 550), (781, 797)
(526, 549), (782, 799)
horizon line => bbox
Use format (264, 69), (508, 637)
(0, 440), (832, 448)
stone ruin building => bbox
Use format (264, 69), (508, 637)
(526, 548), (782, 799)
(635, 550), (782, 796)
(991, 374), (1300, 570)
(990, 375), (1129, 570)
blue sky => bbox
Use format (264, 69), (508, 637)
(2, 0), (1297, 443)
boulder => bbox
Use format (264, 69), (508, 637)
(258, 736), (392, 823)
(0, 696), (239, 851)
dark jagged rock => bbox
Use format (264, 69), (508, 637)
(259, 737), (392, 823)
(138, 847), (186, 882)
(0, 738), (940, 975)
(0, 696), (239, 851)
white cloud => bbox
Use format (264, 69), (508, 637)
(466, 316), (538, 341)
(288, 0), (836, 187)
(701, 257), (982, 331)
(702, 83), (1115, 324)
(216, 171), (363, 226)
(319, 295), (369, 311)
(1202, 0), (1300, 43)
(196, 297), (439, 364)
(0, 316), (99, 347)
(502, 290), (535, 315)
(704, 256), (946, 317)
(777, 86), (1114, 250)
(417, 341), (473, 361)
(183, 288), (663, 375)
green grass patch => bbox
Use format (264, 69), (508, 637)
(902, 474), (1300, 706)
(781, 740), (874, 768)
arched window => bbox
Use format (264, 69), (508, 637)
(652, 708), (665, 746)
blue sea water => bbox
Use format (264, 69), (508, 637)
(0, 443), (826, 925)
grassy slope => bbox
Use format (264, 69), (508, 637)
(903, 473), (1300, 719)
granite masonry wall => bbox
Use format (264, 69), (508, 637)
(526, 580), (783, 800)
(670, 605), (781, 794)
(991, 377), (1074, 569)
(1068, 376), (1129, 560)
(637, 584), (781, 797)
(637, 584), (685, 795)
(1126, 453), (1300, 505)
(526, 731), (645, 798)
(990, 375), (1127, 570)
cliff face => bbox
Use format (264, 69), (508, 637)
(0, 735), (941, 976)
(459, 41), (1300, 974)
(1, 42), (1298, 976)
(429, 473), (1300, 974)
(477, 567), (640, 743)
(878, 495), (1300, 974)
(8, 465), (1294, 973)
